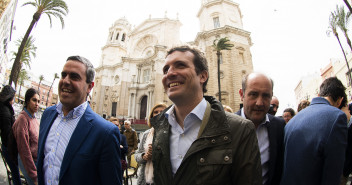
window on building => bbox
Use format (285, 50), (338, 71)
(143, 69), (150, 83)
(346, 71), (352, 86)
(121, 33), (126, 42)
(213, 17), (220, 28)
(110, 32), (113, 41)
(116, 33), (119, 40)
(239, 52), (245, 64)
(42, 96), (44, 101)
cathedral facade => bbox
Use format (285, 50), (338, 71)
(91, 0), (253, 120)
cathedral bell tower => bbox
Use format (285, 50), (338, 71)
(100, 17), (131, 66)
(195, 0), (254, 111)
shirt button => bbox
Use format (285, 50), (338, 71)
(52, 149), (55, 152)
(181, 134), (184, 137)
(200, 158), (205, 163)
(49, 165), (52, 168)
(224, 136), (228, 141)
(57, 133), (59, 136)
(224, 156), (230, 162)
(211, 139), (216, 144)
(48, 180), (51, 183)
(179, 155), (183, 159)
(63, 119), (66, 122)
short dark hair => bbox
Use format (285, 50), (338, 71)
(319, 77), (347, 107)
(166, 46), (209, 93)
(24, 88), (39, 108)
(283, 108), (295, 117)
(242, 72), (274, 93)
(66, 56), (95, 83)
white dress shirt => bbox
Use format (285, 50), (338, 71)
(241, 108), (270, 184)
(165, 98), (207, 175)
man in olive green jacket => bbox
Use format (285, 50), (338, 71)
(151, 46), (262, 185)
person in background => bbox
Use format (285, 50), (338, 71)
(37, 55), (121, 185)
(237, 72), (285, 185)
(0, 85), (21, 185)
(268, 96), (279, 116)
(281, 77), (348, 185)
(297, 99), (310, 112)
(135, 103), (167, 185)
(282, 108), (295, 124)
(109, 117), (128, 183)
(223, 105), (233, 113)
(13, 88), (40, 185)
(123, 120), (138, 166)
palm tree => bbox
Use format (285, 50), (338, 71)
(11, 35), (37, 87)
(17, 69), (29, 103)
(46, 73), (59, 107)
(335, 5), (352, 51)
(8, 0), (68, 87)
(213, 37), (234, 102)
(327, 11), (352, 86)
(38, 75), (44, 92)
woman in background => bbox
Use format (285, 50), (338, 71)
(13, 88), (40, 185)
(0, 85), (21, 185)
(135, 103), (167, 185)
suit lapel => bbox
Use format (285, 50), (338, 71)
(38, 109), (58, 165)
(59, 107), (94, 180)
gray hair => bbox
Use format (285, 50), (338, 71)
(66, 56), (95, 83)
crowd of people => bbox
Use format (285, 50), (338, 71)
(0, 46), (351, 185)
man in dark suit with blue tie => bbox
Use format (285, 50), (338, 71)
(37, 56), (122, 185)
(236, 72), (285, 185)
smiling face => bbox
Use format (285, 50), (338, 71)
(162, 51), (208, 106)
(59, 60), (94, 114)
(27, 94), (40, 115)
(240, 73), (273, 126)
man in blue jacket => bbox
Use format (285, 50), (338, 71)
(37, 56), (122, 185)
(281, 77), (348, 185)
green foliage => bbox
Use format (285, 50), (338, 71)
(213, 37), (234, 52)
(22, 0), (69, 28)
(18, 69), (29, 85)
(11, 35), (37, 70)
(8, 0), (68, 87)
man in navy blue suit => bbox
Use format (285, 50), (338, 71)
(37, 56), (122, 185)
(281, 77), (348, 185)
(236, 72), (285, 185)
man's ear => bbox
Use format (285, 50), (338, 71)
(337, 96), (344, 108)
(87, 82), (94, 94)
(199, 70), (208, 84)
(239, 89), (244, 101)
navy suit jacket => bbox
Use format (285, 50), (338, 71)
(236, 110), (285, 185)
(37, 105), (122, 185)
(281, 97), (347, 185)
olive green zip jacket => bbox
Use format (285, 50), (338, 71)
(151, 96), (262, 185)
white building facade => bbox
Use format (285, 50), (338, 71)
(91, 0), (254, 120)
(0, 0), (17, 87)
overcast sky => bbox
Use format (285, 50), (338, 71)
(9, 0), (346, 115)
